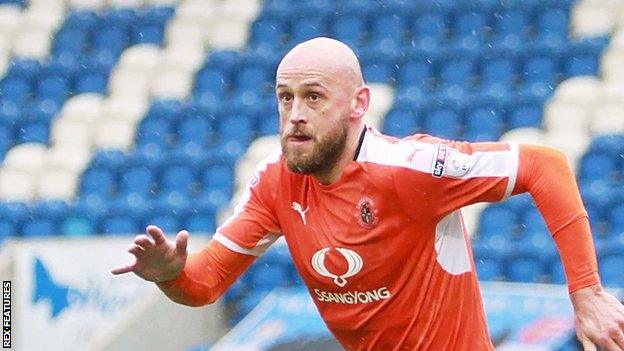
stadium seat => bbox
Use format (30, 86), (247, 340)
(101, 215), (140, 235)
(505, 251), (546, 283)
(382, 108), (419, 138)
(599, 254), (624, 288)
(423, 109), (461, 140)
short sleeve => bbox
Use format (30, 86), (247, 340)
(213, 150), (282, 256)
(395, 135), (520, 219)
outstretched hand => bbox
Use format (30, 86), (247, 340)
(572, 284), (624, 351)
(111, 225), (188, 283)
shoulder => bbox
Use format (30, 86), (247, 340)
(249, 148), (283, 187)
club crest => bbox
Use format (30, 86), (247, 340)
(355, 197), (379, 228)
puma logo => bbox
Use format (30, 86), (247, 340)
(291, 202), (309, 225)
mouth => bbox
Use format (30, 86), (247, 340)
(286, 134), (313, 145)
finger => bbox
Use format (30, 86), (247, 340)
(614, 331), (624, 350)
(111, 263), (135, 275)
(128, 244), (145, 256)
(579, 333), (597, 351)
(146, 225), (167, 245)
(175, 230), (189, 256)
(134, 236), (154, 250)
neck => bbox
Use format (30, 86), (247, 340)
(313, 123), (365, 185)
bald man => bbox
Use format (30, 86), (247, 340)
(113, 38), (624, 350)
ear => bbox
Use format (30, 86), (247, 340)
(350, 85), (370, 120)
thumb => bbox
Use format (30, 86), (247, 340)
(578, 332), (597, 351)
(175, 230), (189, 256)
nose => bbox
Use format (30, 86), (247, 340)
(289, 98), (308, 124)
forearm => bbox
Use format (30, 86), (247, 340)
(156, 240), (255, 306)
(513, 144), (600, 293)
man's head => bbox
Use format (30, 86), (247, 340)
(276, 37), (370, 178)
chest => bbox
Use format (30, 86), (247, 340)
(275, 174), (425, 291)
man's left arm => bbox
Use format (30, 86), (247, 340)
(514, 144), (624, 350)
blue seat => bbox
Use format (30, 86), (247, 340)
(439, 59), (475, 87)
(53, 28), (89, 54)
(508, 104), (542, 129)
(160, 165), (196, 193)
(290, 17), (326, 44)
(382, 109), (419, 138)
(579, 152), (617, 181)
(453, 11), (486, 42)
(609, 203), (624, 234)
(184, 214), (216, 234)
(464, 108), (503, 142)
(258, 113), (279, 136)
(106, 8), (137, 29)
(412, 13), (447, 43)
(493, 10), (528, 38)
(329, 16), (366, 47)
(0, 202), (29, 224)
(472, 242), (505, 281)
(363, 62), (395, 85)
(16, 121), (49, 144)
(292, 0), (334, 18)
(588, 134), (624, 158)
(101, 215), (140, 235)
(218, 115), (255, 143)
(194, 68), (228, 99)
(81, 168), (116, 196)
(370, 14), (407, 45)
(549, 257), (566, 284)
(144, 214), (180, 234)
(1, 77), (31, 105)
(137, 117), (173, 144)
(74, 73), (108, 94)
(90, 149), (126, 169)
(397, 60), (433, 88)
(146, 99), (183, 121)
(505, 252), (546, 283)
(0, 219), (16, 242)
(478, 204), (517, 238)
(32, 200), (68, 219)
(120, 166), (155, 195)
(0, 99), (22, 125)
(21, 218), (57, 237)
(250, 19), (287, 47)
(423, 109), (461, 140)
(250, 262), (290, 289)
(7, 58), (42, 81)
(60, 212), (96, 236)
(178, 116), (214, 144)
(520, 208), (550, 236)
(202, 164), (233, 192)
(139, 6), (175, 26)
(37, 75), (70, 102)
(132, 25), (165, 45)
(234, 66), (269, 93)
(93, 25), (129, 50)
(523, 56), (558, 84)
(481, 58), (516, 86)
(599, 254), (624, 288)
(564, 54), (599, 77)
(63, 10), (100, 30)
(535, 8), (569, 48)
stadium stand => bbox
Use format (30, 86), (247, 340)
(0, 0), (621, 330)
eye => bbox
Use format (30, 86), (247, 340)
(279, 93), (293, 103)
(308, 93), (320, 102)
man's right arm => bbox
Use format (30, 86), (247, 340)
(156, 239), (255, 307)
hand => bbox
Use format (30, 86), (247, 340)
(571, 283), (624, 351)
(111, 225), (188, 283)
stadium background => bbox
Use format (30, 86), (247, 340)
(0, 0), (622, 349)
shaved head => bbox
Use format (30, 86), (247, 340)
(275, 37), (370, 184)
(277, 37), (364, 90)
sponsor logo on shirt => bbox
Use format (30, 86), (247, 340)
(311, 248), (362, 287)
(431, 144), (447, 178)
(430, 144), (471, 178)
(291, 202), (309, 225)
(313, 287), (391, 304)
(311, 247), (391, 304)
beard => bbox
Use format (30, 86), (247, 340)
(280, 118), (348, 175)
